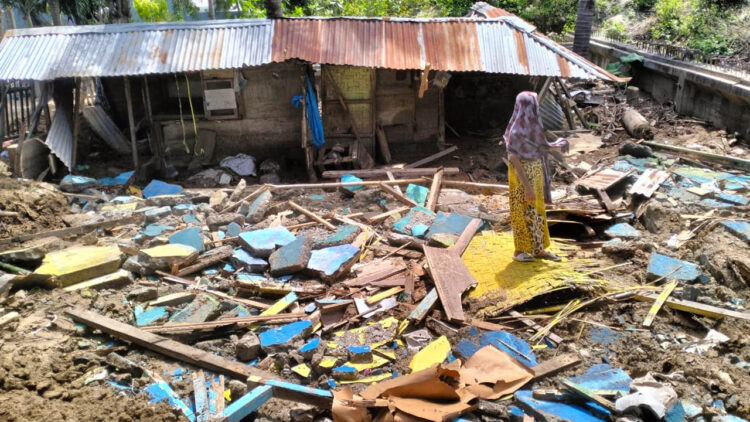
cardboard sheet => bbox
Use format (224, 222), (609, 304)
(333, 387), (372, 422)
(460, 345), (534, 400)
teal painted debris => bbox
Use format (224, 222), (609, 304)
(259, 320), (313, 350)
(219, 385), (272, 422)
(332, 365), (358, 380)
(269, 235), (312, 277)
(143, 180), (182, 199)
(723, 220), (750, 244)
(227, 222), (242, 237)
(393, 207), (436, 237)
(239, 227), (296, 258)
(169, 294), (220, 324)
(143, 224), (172, 238)
(341, 174), (364, 192)
(412, 224), (429, 238)
(312, 225), (361, 249)
(230, 249), (269, 273)
(648, 253), (701, 282)
(145, 381), (195, 421)
(307, 244), (360, 281)
(717, 193), (749, 206)
(604, 223), (640, 239)
(134, 305), (169, 326)
(144, 206), (171, 222)
(60, 174), (98, 193)
(183, 214), (201, 225)
(405, 184), (429, 206)
(426, 212), (474, 239)
(98, 170), (134, 186)
(245, 190), (273, 223)
(169, 227), (204, 252)
(172, 203), (196, 216)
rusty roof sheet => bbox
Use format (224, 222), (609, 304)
(0, 19), (273, 81)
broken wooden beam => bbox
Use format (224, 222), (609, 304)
(379, 183), (419, 207)
(425, 167), (444, 211)
(322, 168), (459, 179)
(451, 218), (482, 256)
(142, 313), (307, 334)
(176, 246), (233, 277)
(642, 141), (750, 172)
(634, 292), (750, 321)
(424, 246), (479, 322)
(405, 146), (458, 169)
(288, 201), (337, 231)
(407, 288), (438, 323)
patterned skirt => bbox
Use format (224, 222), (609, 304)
(508, 159), (550, 255)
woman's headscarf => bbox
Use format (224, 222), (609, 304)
(504, 91), (569, 204)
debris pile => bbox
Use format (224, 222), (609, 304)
(1, 86), (750, 422)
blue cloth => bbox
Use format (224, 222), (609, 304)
(292, 74), (325, 149)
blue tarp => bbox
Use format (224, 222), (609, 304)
(292, 74), (325, 149)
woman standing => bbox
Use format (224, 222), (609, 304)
(504, 91), (569, 262)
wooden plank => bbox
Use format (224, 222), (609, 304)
(177, 246), (233, 277)
(386, 171), (402, 194)
(367, 206), (410, 224)
(123, 77), (139, 172)
(0, 214), (145, 246)
(531, 353), (581, 381)
(408, 288), (438, 323)
(210, 375), (225, 415)
(594, 188), (616, 215)
(405, 146), (458, 169)
(642, 280), (678, 327)
(642, 141), (750, 172)
(217, 385), (273, 422)
(344, 264), (407, 287)
(142, 313), (307, 334)
(559, 379), (617, 413)
(194, 372), (209, 422)
(379, 183), (419, 207)
(509, 310), (563, 345)
(424, 246), (479, 322)
(376, 126), (392, 164)
(365, 287), (403, 305)
(451, 218), (482, 256)
(465, 318), (513, 332)
(288, 201), (336, 231)
(322, 168), (459, 179)
(634, 292), (750, 321)
(425, 167), (444, 211)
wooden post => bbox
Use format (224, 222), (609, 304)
(537, 77), (552, 104)
(142, 76), (162, 160)
(71, 78), (82, 170)
(552, 79), (576, 130)
(123, 77), (139, 173)
(425, 167), (443, 211)
(323, 68), (360, 140)
(555, 77), (589, 129)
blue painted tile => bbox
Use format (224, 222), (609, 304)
(604, 223), (640, 239)
(723, 220), (750, 244)
(478, 331), (537, 367)
(647, 253), (701, 282)
(341, 174), (364, 192)
(300, 337), (321, 353)
(231, 249), (269, 273)
(454, 339), (479, 360)
(515, 390), (606, 422)
(169, 227), (204, 252)
(307, 244), (360, 281)
(259, 320), (312, 349)
(143, 180), (182, 198)
(219, 385), (272, 422)
(99, 170), (134, 186)
(169, 295), (220, 324)
(238, 227), (296, 258)
(569, 364), (632, 393)
(313, 225), (360, 249)
(717, 193), (749, 206)
(393, 207), (436, 236)
(134, 305), (169, 326)
(405, 184), (428, 206)
(227, 222), (242, 237)
(143, 224), (172, 237)
(425, 212), (475, 240)
(145, 381), (195, 421)
(183, 214), (201, 225)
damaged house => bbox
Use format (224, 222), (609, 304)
(0, 2), (619, 182)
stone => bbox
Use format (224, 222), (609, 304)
(122, 257), (149, 275)
(405, 184), (429, 206)
(306, 244), (360, 282)
(169, 227), (204, 252)
(144, 206), (172, 222)
(59, 175), (98, 193)
(436, 189), (483, 217)
(605, 222), (640, 239)
(311, 225), (361, 249)
(183, 214), (201, 226)
(648, 253), (702, 283)
(142, 224), (172, 238)
(143, 180), (182, 199)
(0, 237), (62, 264)
(238, 227), (296, 258)
(230, 249), (269, 273)
(259, 320), (313, 352)
(236, 332), (261, 361)
(269, 235), (312, 277)
(128, 287), (158, 302)
(246, 190), (273, 223)
(619, 141), (653, 158)
(138, 244), (199, 273)
(172, 203), (196, 216)
(169, 294), (220, 324)
(206, 213), (245, 231)
(134, 305), (169, 326)
(105, 352), (143, 377)
(331, 365), (358, 381)
(602, 238), (636, 259)
(227, 222), (242, 237)
(209, 190), (228, 209)
(228, 380), (247, 400)
(21, 245), (123, 288)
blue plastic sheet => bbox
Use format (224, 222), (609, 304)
(292, 74), (325, 149)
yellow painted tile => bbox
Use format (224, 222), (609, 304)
(339, 372), (393, 385)
(319, 356), (338, 369)
(23, 245), (122, 288)
(344, 354), (389, 371)
(409, 335), (450, 372)
(292, 363), (311, 378)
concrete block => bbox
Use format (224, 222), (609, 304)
(138, 244), (199, 272)
(405, 184), (429, 206)
(143, 224), (173, 238)
(259, 320), (313, 351)
(227, 222), (242, 237)
(23, 245), (123, 288)
(717, 193), (749, 206)
(347, 345), (372, 363)
(230, 249), (269, 273)
(311, 225), (361, 249)
(128, 286), (158, 302)
(143, 180), (182, 199)
(169, 294), (220, 324)
(425, 212), (474, 241)
(306, 244), (360, 282)
(60, 174), (98, 193)
(236, 332), (261, 361)
(206, 213), (245, 231)
(172, 203), (196, 216)
(144, 381), (195, 421)
(169, 227), (204, 252)
(648, 253), (701, 282)
(332, 365), (358, 380)
(269, 235), (312, 277)
(238, 227), (296, 258)
(134, 305), (169, 326)
(245, 190), (273, 224)
(0, 237), (62, 263)
(604, 222), (640, 239)
(144, 206), (172, 222)
(299, 337), (322, 359)
(393, 207), (436, 237)
(62, 269), (133, 292)
(723, 220), (750, 244)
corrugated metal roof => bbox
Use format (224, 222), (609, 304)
(46, 102), (74, 169)
(0, 6), (623, 82)
(0, 19), (273, 80)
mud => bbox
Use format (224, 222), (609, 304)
(0, 177), (68, 238)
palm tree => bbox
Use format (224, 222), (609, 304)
(573, 0), (595, 58)
(48, 0), (61, 24)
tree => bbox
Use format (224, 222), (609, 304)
(133, 0), (169, 21)
(59, 0), (107, 24)
(48, 0), (61, 25)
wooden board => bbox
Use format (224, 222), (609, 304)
(634, 292), (750, 321)
(530, 353), (581, 381)
(322, 167), (459, 179)
(423, 246), (479, 322)
(344, 264), (407, 287)
(451, 218), (482, 256)
(576, 168), (630, 191)
(376, 126), (392, 164)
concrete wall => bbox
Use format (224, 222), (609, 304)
(589, 39), (750, 140)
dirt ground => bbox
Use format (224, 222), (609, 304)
(0, 177), (68, 239)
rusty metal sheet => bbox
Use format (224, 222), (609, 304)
(629, 168), (669, 197)
(577, 168), (631, 191)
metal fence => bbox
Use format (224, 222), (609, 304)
(1, 81), (35, 139)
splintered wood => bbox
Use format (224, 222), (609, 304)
(423, 246), (479, 322)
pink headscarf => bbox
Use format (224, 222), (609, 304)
(504, 91), (569, 203)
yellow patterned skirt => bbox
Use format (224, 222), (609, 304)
(508, 159), (550, 255)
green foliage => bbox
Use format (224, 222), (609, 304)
(602, 19), (627, 39)
(650, 0), (740, 54)
(58, 0), (107, 24)
(133, 0), (170, 21)
(632, 0), (657, 11)
(495, 0), (578, 33)
(171, 0), (199, 20)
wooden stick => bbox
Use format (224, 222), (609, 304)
(367, 206), (410, 224)
(157, 271), (271, 310)
(268, 179), (424, 190)
(379, 183), (419, 207)
(322, 168), (459, 179)
(405, 146), (458, 169)
(176, 246), (233, 277)
(288, 201), (336, 231)
(641, 141), (750, 172)
(344, 265), (407, 287)
(642, 280), (678, 327)
(634, 292), (750, 321)
(123, 77), (140, 173)
(451, 218), (482, 256)
(509, 310), (563, 345)
(425, 167), (443, 211)
(386, 171), (402, 194)
(221, 185), (270, 213)
(441, 180), (509, 191)
(142, 313), (307, 333)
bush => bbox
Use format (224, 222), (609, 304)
(602, 19), (627, 39)
(632, 0), (658, 11)
(133, 0), (170, 21)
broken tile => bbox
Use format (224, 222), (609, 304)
(332, 365), (358, 380)
(239, 227), (296, 258)
(648, 253), (701, 283)
(311, 225), (361, 249)
(143, 224), (172, 238)
(236, 332), (261, 361)
(169, 294), (220, 324)
(245, 190), (273, 223)
(299, 337), (322, 359)
(291, 363), (312, 378)
(169, 227), (204, 252)
(182, 214), (201, 226)
(63, 269), (133, 292)
(723, 220), (750, 244)
(227, 222), (242, 237)
(230, 248), (269, 273)
(60, 174), (98, 193)
(144, 206), (172, 222)
(605, 223), (640, 239)
(425, 211), (474, 241)
(405, 184), (429, 206)
(478, 331), (537, 368)
(206, 213), (245, 231)
(269, 235), (312, 277)
(172, 203), (195, 216)
(393, 206), (436, 237)
(717, 193), (749, 206)
(348, 345), (372, 363)
(454, 339), (479, 360)
(134, 305), (169, 326)
(307, 244), (360, 282)
(144, 381), (195, 421)
(143, 180), (182, 199)
(409, 335), (451, 372)
(22, 245), (123, 288)
(259, 320), (313, 351)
